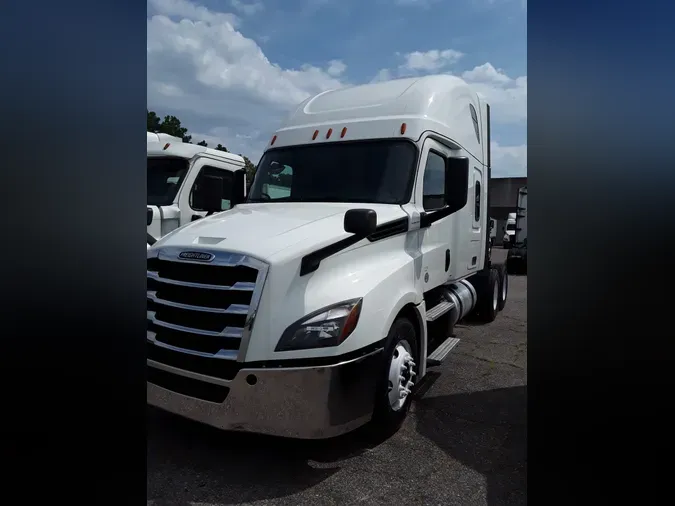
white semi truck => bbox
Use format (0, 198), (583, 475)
(147, 132), (247, 247)
(503, 212), (516, 248)
(147, 75), (509, 439)
(507, 186), (527, 273)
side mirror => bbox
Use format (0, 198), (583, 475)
(444, 156), (469, 214)
(193, 174), (223, 215)
(344, 208), (377, 238)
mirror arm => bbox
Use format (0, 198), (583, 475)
(420, 205), (455, 228)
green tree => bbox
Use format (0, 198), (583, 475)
(240, 155), (257, 183)
(147, 111), (193, 143)
(215, 144), (228, 152)
(160, 115), (192, 142)
(197, 140), (208, 147)
(147, 110), (161, 132)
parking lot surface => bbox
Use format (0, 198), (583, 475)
(148, 253), (527, 506)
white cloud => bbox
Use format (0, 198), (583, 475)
(229, 0), (264, 16)
(491, 142), (527, 178)
(400, 49), (464, 72)
(148, 0), (240, 27)
(462, 62), (511, 84)
(147, 0), (347, 161)
(326, 59), (347, 77)
(461, 63), (527, 124)
(153, 82), (184, 98)
(370, 68), (393, 83)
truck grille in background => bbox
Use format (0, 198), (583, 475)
(147, 254), (262, 369)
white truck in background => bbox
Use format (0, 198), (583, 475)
(503, 212), (516, 248)
(507, 186), (527, 273)
(147, 132), (247, 247)
(146, 75), (510, 439)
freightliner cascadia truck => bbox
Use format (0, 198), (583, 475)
(147, 75), (509, 438)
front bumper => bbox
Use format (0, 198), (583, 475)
(147, 348), (384, 439)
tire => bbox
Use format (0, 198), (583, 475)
(496, 263), (508, 311)
(370, 317), (419, 435)
(473, 268), (499, 323)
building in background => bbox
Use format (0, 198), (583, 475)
(490, 177), (527, 246)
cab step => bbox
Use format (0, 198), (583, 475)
(426, 299), (455, 322)
(427, 337), (461, 367)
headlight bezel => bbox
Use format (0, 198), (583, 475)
(275, 298), (363, 352)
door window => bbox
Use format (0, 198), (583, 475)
(422, 151), (446, 211)
(189, 166), (234, 211)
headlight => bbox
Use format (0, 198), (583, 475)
(275, 298), (363, 352)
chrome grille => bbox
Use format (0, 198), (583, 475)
(147, 247), (268, 365)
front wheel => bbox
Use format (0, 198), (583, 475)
(370, 318), (419, 435)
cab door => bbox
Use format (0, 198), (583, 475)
(177, 157), (245, 228)
(413, 138), (454, 292)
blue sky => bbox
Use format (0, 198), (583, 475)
(147, 0), (526, 177)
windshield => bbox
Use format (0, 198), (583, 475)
(247, 140), (417, 204)
(148, 157), (189, 206)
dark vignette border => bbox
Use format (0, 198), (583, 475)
(0, 1), (146, 503)
(529, 0), (675, 502)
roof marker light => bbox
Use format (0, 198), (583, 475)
(326, 128), (333, 139)
(312, 130), (319, 140)
(340, 127), (347, 138)
(400, 123), (407, 135)
(163, 143), (170, 150)
(271, 135), (277, 145)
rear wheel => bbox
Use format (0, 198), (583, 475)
(370, 318), (419, 434)
(496, 264), (508, 311)
(473, 268), (500, 323)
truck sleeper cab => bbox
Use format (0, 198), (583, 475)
(147, 75), (509, 439)
(147, 133), (247, 247)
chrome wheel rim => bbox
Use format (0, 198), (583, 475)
(387, 341), (416, 411)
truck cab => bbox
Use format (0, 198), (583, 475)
(503, 212), (516, 248)
(489, 218), (497, 247)
(146, 75), (509, 439)
(147, 132), (247, 247)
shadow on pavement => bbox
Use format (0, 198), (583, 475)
(414, 385), (527, 506)
(148, 386), (526, 505)
(147, 406), (383, 505)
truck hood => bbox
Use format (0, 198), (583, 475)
(154, 202), (409, 262)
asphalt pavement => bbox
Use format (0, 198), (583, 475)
(147, 251), (527, 506)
